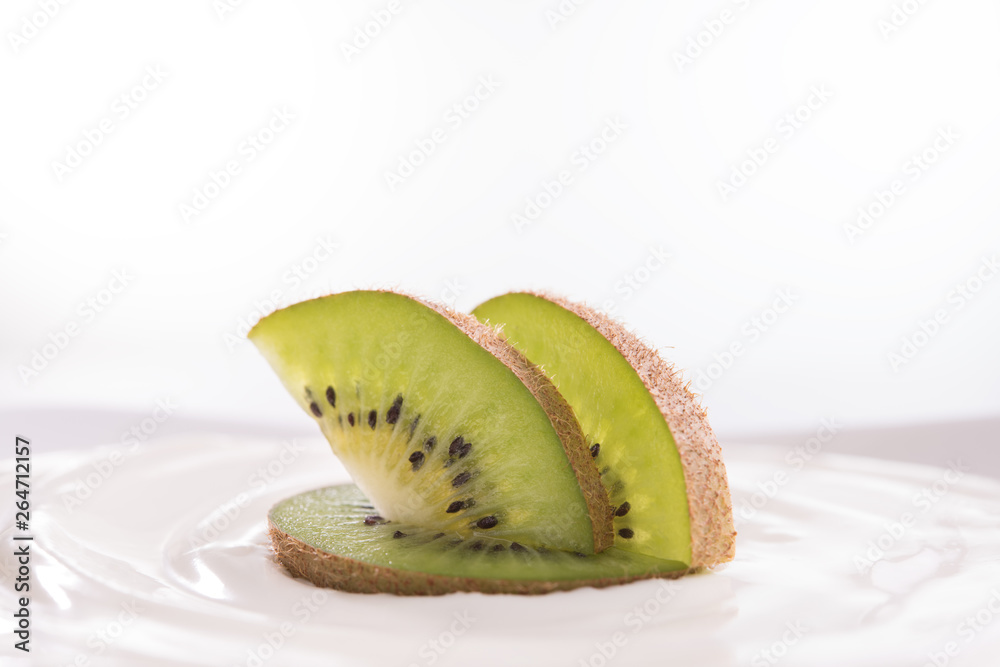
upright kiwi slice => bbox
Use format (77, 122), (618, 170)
(249, 291), (613, 555)
(269, 484), (686, 595)
(473, 292), (736, 568)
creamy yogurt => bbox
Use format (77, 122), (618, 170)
(2, 435), (999, 667)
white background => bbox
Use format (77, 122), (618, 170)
(2, 0), (999, 443)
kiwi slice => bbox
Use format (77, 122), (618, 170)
(249, 291), (612, 555)
(472, 292), (736, 568)
(269, 484), (686, 595)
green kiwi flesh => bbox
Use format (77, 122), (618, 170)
(269, 484), (686, 595)
(249, 291), (612, 555)
(473, 293), (736, 568)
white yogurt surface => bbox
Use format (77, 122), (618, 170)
(3, 435), (1000, 666)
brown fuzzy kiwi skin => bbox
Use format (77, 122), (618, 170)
(415, 295), (614, 554)
(268, 521), (686, 596)
(502, 292), (737, 570)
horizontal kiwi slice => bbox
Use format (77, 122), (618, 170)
(249, 291), (612, 555)
(472, 292), (736, 568)
(269, 484), (686, 595)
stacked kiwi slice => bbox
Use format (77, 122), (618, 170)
(251, 291), (735, 595)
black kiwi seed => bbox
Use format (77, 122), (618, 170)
(469, 541), (485, 552)
(364, 515), (385, 525)
(615, 502), (631, 517)
(452, 471), (472, 487)
(590, 443), (601, 458)
(476, 515), (498, 529)
(325, 386), (336, 407)
(510, 542), (527, 553)
(368, 410), (377, 429)
(490, 544), (505, 553)
(618, 528), (634, 539)
(347, 413), (355, 426)
(309, 402), (322, 418)
(431, 533), (445, 540)
(393, 530), (406, 539)
(424, 436), (436, 452)
(409, 415), (421, 437)
(408, 451), (425, 471)
(386, 395), (403, 424)
(446, 500), (466, 513)
(449, 436), (472, 459)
